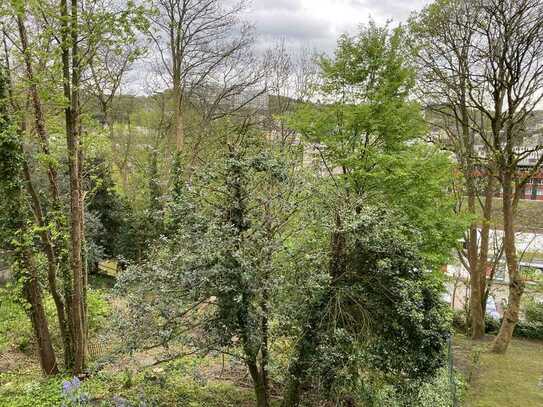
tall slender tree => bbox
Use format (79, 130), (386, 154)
(0, 64), (59, 375)
(2, 0), (149, 373)
(411, 0), (496, 340)
(59, 0), (86, 374)
(467, 0), (543, 353)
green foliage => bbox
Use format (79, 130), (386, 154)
(452, 309), (467, 332)
(453, 308), (543, 340)
(0, 286), (32, 353)
(0, 67), (25, 249)
(286, 23), (463, 268)
(0, 280), (107, 355)
(513, 321), (543, 340)
(0, 357), (258, 407)
(291, 206), (451, 401)
(484, 314), (501, 333)
(85, 157), (129, 259)
(87, 289), (111, 334)
(0, 374), (64, 407)
(116, 22), (459, 405)
(115, 132), (303, 355)
(525, 300), (543, 324)
(366, 144), (467, 266)
(453, 310), (500, 335)
(357, 368), (462, 407)
(319, 21), (416, 105)
(276, 23), (460, 403)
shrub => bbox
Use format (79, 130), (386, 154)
(0, 286), (32, 353)
(484, 315), (500, 334)
(452, 309), (466, 332)
(86, 289), (110, 334)
(524, 300), (543, 324)
(514, 321), (543, 340)
(362, 367), (463, 407)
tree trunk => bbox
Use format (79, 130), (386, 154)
(79, 145), (88, 343)
(492, 169), (523, 353)
(14, 8), (60, 201)
(22, 252), (59, 376)
(471, 173), (495, 339)
(467, 178), (485, 339)
(61, 0), (86, 373)
(469, 258), (484, 338)
(259, 268), (270, 407)
(478, 174), (495, 318)
(451, 274), (459, 308)
(247, 361), (269, 407)
(22, 161), (73, 366)
(282, 215), (345, 406)
(281, 290), (334, 407)
(173, 80), (184, 152)
(15, 5), (74, 365)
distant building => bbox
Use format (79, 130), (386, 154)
(429, 109), (543, 201)
(444, 228), (543, 317)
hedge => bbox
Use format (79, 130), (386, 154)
(452, 310), (543, 340)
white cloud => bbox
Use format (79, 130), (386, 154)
(247, 0), (432, 53)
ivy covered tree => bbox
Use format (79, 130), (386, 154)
(280, 22), (463, 405)
(116, 129), (306, 407)
(280, 202), (452, 406)
(1, 0), (150, 374)
(0, 65), (59, 375)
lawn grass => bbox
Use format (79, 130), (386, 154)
(454, 335), (543, 407)
(475, 198), (543, 232)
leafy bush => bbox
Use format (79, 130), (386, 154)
(87, 289), (110, 334)
(524, 300), (543, 324)
(452, 309), (466, 332)
(358, 367), (463, 407)
(0, 286), (32, 353)
(451, 310), (503, 335)
(514, 321), (543, 340)
(452, 308), (543, 339)
(484, 315), (500, 334)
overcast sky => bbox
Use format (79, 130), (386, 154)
(129, 0), (432, 94)
(246, 0), (432, 53)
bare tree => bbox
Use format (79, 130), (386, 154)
(414, 0), (543, 351)
(88, 37), (143, 191)
(88, 43), (141, 124)
(147, 0), (262, 156)
(465, 0), (543, 353)
(262, 41), (318, 146)
(411, 0), (494, 339)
